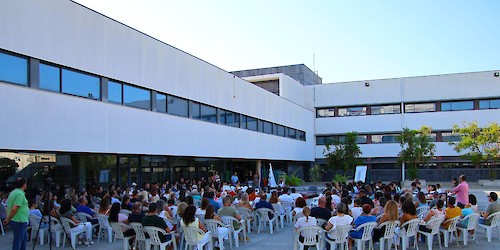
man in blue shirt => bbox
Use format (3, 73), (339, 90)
(231, 172), (239, 186)
(255, 192), (274, 218)
(205, 191), (220, 212)
(76, 196), (98, 225)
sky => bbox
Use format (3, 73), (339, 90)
(72, 0), (500, 83)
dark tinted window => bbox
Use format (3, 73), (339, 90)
(219, 109), (227, 125)
(247, 117), (257, 131)
(442, 132), (461, 142)
(257, 120), (264, 132)
(277, 125), (285, 137)
(190, 101), (200, 119)
(167, 95), (188, 117)
(226, 111), (234, 127)
(0, 52), (28, 85)
(200, 104), (217, 123)
(441, 101), (473, 111)
(339, 135), (367, 144)
(233, 113), (240, 128)
(108, 81), (122, 104)
(479, 99), (500, 109)
(241, 115), (247, 129)
(316, 136), (335, 145)
(39, 63), (60, 92)
(62, 69), (100, 99)
(156, 93), (167, 113)
(124, 85), (150, 110)
(287, 128), (296, 139)
(298, 131), (306, 141)
(263, 121), (273, 134)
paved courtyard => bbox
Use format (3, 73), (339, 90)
(1, 183), (499, 250)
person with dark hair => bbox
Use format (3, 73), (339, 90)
(415, 192), (428, 208)
(181, 205), (208, 241)
(351, 198), (363, 221)
(205, 191), (220, 212)
(109, 202), (135, 245)
(59, 199), (94, 245)
(128, 202), (145, 223)
(480, 192), (500, 225)
(467, 194), (478, 212)
(5, 178), (29, 250)
(428, 192), (440, 209)
(290, 188), (303, 202)
(400, 200), (417, 227)
(196, 198), (210, 216)
(442, 196), (461, 229)
(292, 197), (307, 217)
(349, 204), (376, 248)
(358, 189), (374, 208)
(142, 203), (173, 243)
(419, 200), (445, 233)
(450, 175), (469, 208)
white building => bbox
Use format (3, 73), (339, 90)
(0, 0), (498, 187)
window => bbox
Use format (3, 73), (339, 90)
(123, 85), (150, 110)
(427, 133), (437, 142)
(219, 109), (226, 125)
(200, 104), (217, 123)
(371, 104), (401, 115)
(404, 103), (436, 113)
(108, 80), (122, 104)
(298, 131), (306, 141)
(62, 69), (100, 99)
(479, 99), (500, 109)
(287, 128), (296, 139)
(0, 51), (28, 86)
(442, 132), (461, 142)
(225, 111), (234, 126)
(316, 136), (335, 145)
(240, 115), (247, 129)
(371, 134), (399, 143)
(339, 135), (367, 144)
(257, 120), (264, 132)
(39, 63), (60, 92)
(167, 95), (188, 117)
(247, 116), (257, 131)
(317, 108), (335, 118)
(338, 106), (366, 116)
(263, 121), (273, 134)
(441, 101), (473, 111)
(156, 93), (167, 113)
(276, 125), (285, 137)
(233, 113), (240, 128)
(190, 101), (200, 119)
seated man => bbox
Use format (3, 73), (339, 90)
(255, 192), (274, 219)
(217, 196), (242, 230)
(142, 203), (172, 243)
(128, 202), (145, 223)
(479, 192), (500, 225)
(311, 196), (332, 221)
(76, 196), (98, 225)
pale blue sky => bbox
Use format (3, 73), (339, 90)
(73, 0), (500, 83)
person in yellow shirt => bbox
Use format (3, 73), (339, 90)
(442, 196), (461, 229)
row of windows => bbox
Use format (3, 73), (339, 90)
(0, 50), (306, 141)
(316, 131), (460, 145)
(317, 98), (500, 118)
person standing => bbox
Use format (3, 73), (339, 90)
(231, 172), (239, 186)
(4, 178), (29, 250)
(450, 175), (469, 208)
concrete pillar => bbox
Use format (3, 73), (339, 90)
(78, 156), (86, 189)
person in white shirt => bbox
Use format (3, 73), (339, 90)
(279, 188), (293, 204)
(351, 198), (363, 221)
(295, 206), (318, 244)
(325, 203), (353, 239)
(290, 188), (303, 202)
(331, 189), (341, 206)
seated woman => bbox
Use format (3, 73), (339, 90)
(29, 199), (48, 229)
(181, 205), (209, 242)
(419, 200), (445, 233)
(372, 200), (399, 242)
(349, 204), (376, 248)
(293, 197), (307, 217)
(414, 192), (429, 208)
(325, 203), (353, 240)
(204, 204), (229, 246)
(196, 198), (209, 216)
(109, 202), (135, 246)
(294, 206), (318, 249)
(98, 198), (110, 215)
(59, 199), (94, 245)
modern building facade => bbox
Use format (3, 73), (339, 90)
(0, 0), (498, 188)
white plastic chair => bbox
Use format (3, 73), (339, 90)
(439, 216), (460, 247)
(418, 216), (444, 250)
(236, 207), (254, 233)
(256, 208), (278, 234)
(75, 212), (98, 237)
(272, 203), (286, 228)
(49, 216), (66, 247)
(295, 226), (323, 250)
(324, 224), (352, 250)
(317, 218), (328, 228)
(29, 214), (49, 245)
(416, 206), (430, 219)
(293, 212), (305, 224)
(478, 211), (500, 242)
(457, 213), (479, 245)
(96, 214), (113, 242)
(350, 221), (377, 250)
(398, 218), (420, 250)
(182, 226), (212, 250)
(143, 226), (177, 250)
(377, 220), (400, 250)
(110, 222), (135, 250)
(120, 209), (132, 216)
(221, 216), (246, 247)
(281, 201), (294, 224)
(59, 217), (86, 249)
(204, 219), (232, 250)
(130, 222), (151, 250)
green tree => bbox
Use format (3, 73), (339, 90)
(323, 131), (362, 175)
(451, 121), (500, 180)
(397, 126), (436, 179)
(309, 165), (324, 182)
(0, 157), (18, 183)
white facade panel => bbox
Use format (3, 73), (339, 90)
(316, 114), (403, 135)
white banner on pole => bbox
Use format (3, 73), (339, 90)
(354, 166), (367, 182)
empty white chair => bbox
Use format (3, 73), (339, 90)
(143, 226), (177, 250)
(256, 208), (278, 234)
(59, 217), (86, 249)
(417, 216), (444, 250)
(130, 222), (151, 250)
(457, 212), (479, 245)
(439, 216), (460, 247)
(272, 203), (286, 228)
(204, 219), (232, 250)
(295, 226), (323, 250)
(324, 224), (352, 250)
(221, 216), (246, 247)
(110, 222), (135, 250)
(96, 214), (113, 242)
(377, 220), (400, 250)
(398, 218), (420, 250)
(349, 221), (377, 250)
(29, 214), (49, 245)
(280, 201), (294, 224)
(478, 211), (500, 242)
(182, 226), (212, 250)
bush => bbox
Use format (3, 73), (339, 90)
(285, 169), (304, 186)
(309, 165), (324, 182)
(333, 174), (349, 184)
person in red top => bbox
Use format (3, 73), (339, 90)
(248, 188), (258, 201)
